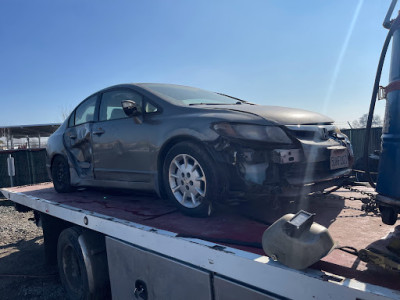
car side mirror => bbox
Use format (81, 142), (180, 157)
(122, 100), (141, 117)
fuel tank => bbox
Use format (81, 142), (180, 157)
(377, 27), (400, 205)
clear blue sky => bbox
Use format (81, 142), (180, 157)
(0, 0), (394, 128)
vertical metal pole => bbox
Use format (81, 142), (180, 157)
(7, 128), (10, 149)
(27, 136), (30, 149)
(38, 133), (41, 148)
(10, 135), (14, 149)
(347, 122), (353, 142)
(7, 154), (15, 187)
(0, 128), (3, 150)
(383, 0), (398, 29)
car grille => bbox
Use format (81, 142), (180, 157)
(285, 125), (337, 141)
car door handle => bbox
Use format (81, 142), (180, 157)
(69, 134), (77, 139)
(93, 128), (105, 136)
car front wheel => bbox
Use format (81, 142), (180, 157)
(163, 142), (219, 217)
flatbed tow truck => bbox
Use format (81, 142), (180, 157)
(4, 1), (400, 299)
(1, 182), (399, 299)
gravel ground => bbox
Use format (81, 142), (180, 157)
(0, 196), (68, 300)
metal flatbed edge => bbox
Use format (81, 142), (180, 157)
(1, 186), (399, 300)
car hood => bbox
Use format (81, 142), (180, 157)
(210, 104), (334, 125)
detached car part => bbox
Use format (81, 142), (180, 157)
(262, 210), (334, 270)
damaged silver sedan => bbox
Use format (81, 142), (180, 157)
(46, 83), (353, 216)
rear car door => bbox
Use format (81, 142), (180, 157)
(63, 94), (98, 179)
(91, 89), (159, 182)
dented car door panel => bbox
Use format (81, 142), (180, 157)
(63, 95), (98, 179)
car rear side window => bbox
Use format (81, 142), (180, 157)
(100, 90), (143, 121)
(75, 95), (97, 126)
(68, 111), (75, 127)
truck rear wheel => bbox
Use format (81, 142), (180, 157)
(58, 227), (88, 299)
(57, 227), (110, 300)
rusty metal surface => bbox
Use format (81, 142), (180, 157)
(4, 183), (399, 291)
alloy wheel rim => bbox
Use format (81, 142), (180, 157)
(168, 154), (206, 208)
(57, 162), (65, 183)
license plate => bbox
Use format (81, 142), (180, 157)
(330, 149), (349, 170)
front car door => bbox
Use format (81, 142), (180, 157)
(91, 89), (159, 182)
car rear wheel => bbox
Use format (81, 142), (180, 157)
(163, 142), (219, 217)
(52, 156), (73, 193)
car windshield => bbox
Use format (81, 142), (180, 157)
(141, 84), (242, 105)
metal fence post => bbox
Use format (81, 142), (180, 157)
(7, 154), (15, 187)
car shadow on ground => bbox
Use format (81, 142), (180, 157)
(233, 192), (347, 228)
(0, 237), (67, 300)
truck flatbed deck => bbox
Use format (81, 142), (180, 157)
(2, 183), (399, 299)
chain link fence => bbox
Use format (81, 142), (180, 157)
(341, 127), (382, 161)
(0, 149), (49, 188)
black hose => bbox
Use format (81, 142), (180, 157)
(364, 17), (400, 188)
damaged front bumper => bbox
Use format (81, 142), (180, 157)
(208, 125), (354, 199)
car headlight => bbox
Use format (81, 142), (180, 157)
(334, 126), (342, 135)
(332, 126), (354, 157)
(333, 126), (349, 141)
(212, 123), (292, 144)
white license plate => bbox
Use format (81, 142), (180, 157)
(330, 149), (349, 170)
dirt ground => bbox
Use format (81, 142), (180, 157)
(0, 196), (68, 300)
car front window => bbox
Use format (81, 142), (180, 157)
(100, 90), (143, 121)
(142, 84), (241, 106)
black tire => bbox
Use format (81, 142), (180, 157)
(163, 142), (220, 217)
(52, 156), (73, 193)
(379, 205), (398, 225)
(57, 227), (92, 300)
(355, 171), (366, 183)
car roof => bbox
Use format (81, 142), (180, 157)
(96, 83), (211, 105)
(98, 83), (192, 91)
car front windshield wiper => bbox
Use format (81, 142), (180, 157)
(216, 93), (255, 105)
(188, 102), (242, 106)
(188, 103), (232, 106)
